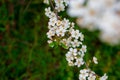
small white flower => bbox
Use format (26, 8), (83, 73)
(79, 69), (90, 80)
(63, 0), (69, 6)
(71, 30), (82, 39)
(47, 40), (52, 44)
(78, 51), (85, 58)
(80, 34), (84, 41)
(100, 73), (108, 80)
(55, 4), (65, 12)
(71, 39), (82, 48)
(69, 48), (77, 56)
(80, 45), (87, 53)
(47, 30), (55, 39)
(68, 0), (85, 17)
(56, 27), (66, 36)
(45, 7), (51, 17)
(71, 22), (75, 28)
(54, 0), (67, 12)
(48, 18), (57, 26)
(61, 38), (71, 48)
(88, 71), (96, 80)
(66, 52), (74, 61)
(44, 0), (49, 4)
(68, 61), (74, 66)
(93, 56), (98, 64)
(56, 20), (62, 26)
(88, 75), (96, 80)
(62, 18), (70, 29)
(75, 58), (84, 67)
(49, 12), (56, 19)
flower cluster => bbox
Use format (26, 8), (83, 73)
(45, 7), (86, 68)
(54, 0), (69, 12)
(44, 0), (69, 12)
(68, 0), (120, 45)
(79, 69), (108, 80)
(66, 47), (85, 67)
(44, 0), (108, 80)
(79, 69), (96, 80)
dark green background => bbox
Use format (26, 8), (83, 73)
(0, 0), (120, 80)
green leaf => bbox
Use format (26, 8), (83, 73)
(60, 43), (68, 49)
(49, 42), (55, 48)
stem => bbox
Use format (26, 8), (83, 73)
(49, 0), (60, 20)
(49, 0), (54, 10)
(85, 62), (89, 69)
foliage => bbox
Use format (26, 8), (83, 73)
(0, 0), (120, 80)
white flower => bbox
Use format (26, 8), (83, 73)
(79, 69), (90, 80)
(61, 38), (71, 48)
(67, 0), (120, 45)
(63, 0), (69, 6)
(56, 20), (62, 26)
(75, 58), (84, 67)
(80, 34), (84, 41)
(98, 11), (120, 45)
(68, 61), (74, 66)
(88, 71), (96, 80)
(47, 40), (52, 44)
(55, 4), (65, 12)
(69, 48), (77, 56)
(71, 22), (75, 28)
(62, 18), (70, 29)
(66, 51), (74, 61)
(88, 75), (96, 80)
(80, 45), (87, 53)
(45, 7), (52, 17)
(54, 0), (67, 12)
(71, 30), (82, 39)
(79, 69), (97, 80)
(44, 0), (49, 4)
(45, 7), (57, 19)
(93, 56), (98, 64)
(100, 73), (108, 80)
(78, 51), (85, 58)
(48, 18), (57, 26)
(56, 27), (66, 36)
(49, 12), (57, 19)
(71, 39), (82, 48)
(67, 0), (86, 17)
(47, 30), (55, 39)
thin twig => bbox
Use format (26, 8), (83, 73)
(85, 62), (89, 69)
(49, 0), (54, 10)
(49, 0), (60, 20)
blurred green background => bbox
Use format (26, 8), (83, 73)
(0, 0), (120, 80)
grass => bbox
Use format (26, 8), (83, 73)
(0, 0), (120, 80)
